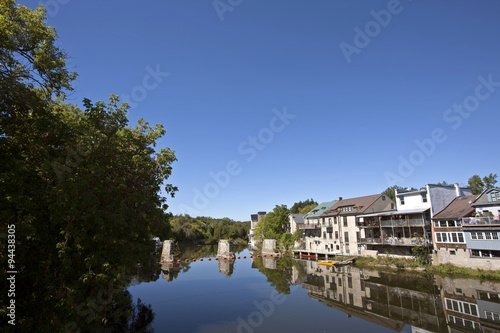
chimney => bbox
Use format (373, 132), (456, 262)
(454, 183), (460, 197)
(338, 197), (342, 201)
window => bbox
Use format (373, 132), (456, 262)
(382, 195), (386, 201)
(344, 232), (349, 243)
(328, 218), (332, 226)
(323, 232), (326, 239)
(450, 250), (456, 255)
(422, 193), (428, 203)
(400, 196), (405, 205)
(343, 216), (348, 226)
(493, 233), (499, 240)
(335, 231), (339, 239)
(471, 232), (478, 240)
(490, 191), (500, 202)
(329, 233), (332, 239)
(336, 245), (339, 250)
(486, 232), (492, 240)
(435, 232), (465, 244)
(445, 298), (479, 317)
(334, 217), (337, 225)
(478, 232), (484, 240)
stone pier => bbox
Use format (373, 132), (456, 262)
(217, 239), (234, 258)
(262, 239), (277, 254)
(161, 240), (175, 262)
(218, 259), (234, 277)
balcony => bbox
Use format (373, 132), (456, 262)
(360, 237), (431, 246)
(462, 217), (500, 227)
(381, 218), (430, 227)
(298, 223), (321, 230)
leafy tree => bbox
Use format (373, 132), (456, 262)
(299, 203), (317, 214)
(290, 198), (317, 214)
(280, 233), (295, 251)
(468, 173), (498, 195)
(382, 185), (405, 202)
(254, 204), (290, 241)
(1, 3), (176, 331)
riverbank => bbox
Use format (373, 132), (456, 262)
(354, 256), (500, 281)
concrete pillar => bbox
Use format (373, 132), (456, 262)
(262, 239), (277, 253)
(161, 240), (175, 262)
(263, 256), (277, 269)
(217, 240), (233, 258)
(218, 259), (234, 276)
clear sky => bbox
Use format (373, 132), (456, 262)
(22, 0), (500, 221)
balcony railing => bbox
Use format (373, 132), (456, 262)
(358, 218), (430, 228)
(462, 217), (500, 226)
(298, 223), (321, 230)
(360, 237), (431, 246)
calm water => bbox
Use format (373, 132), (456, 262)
(128, 246), (500, 333)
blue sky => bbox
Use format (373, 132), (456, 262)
(23, 0), (500, 221)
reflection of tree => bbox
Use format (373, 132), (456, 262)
(254, 256), (298, 294)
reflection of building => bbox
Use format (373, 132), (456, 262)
(249, 211), (266, 247)
(437, 276), (500, 332)
(297, 262), (447, 332)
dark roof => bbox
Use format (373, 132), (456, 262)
(432, 195), (477, 220)
(322, 194), (384, 216)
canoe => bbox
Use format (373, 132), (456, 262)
(318, 261), (336, 267)
(300, 254), (316, 258)
(318, 260), (352, 267)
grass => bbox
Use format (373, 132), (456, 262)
(354, 256), (500, 281)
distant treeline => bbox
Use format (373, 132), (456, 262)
(170, 215), (250, 244)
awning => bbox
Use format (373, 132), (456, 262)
(357, 211), (396, 218)
(357, 207), (429, 218)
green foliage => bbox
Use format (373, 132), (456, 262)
(254, 204), (290, 242)
(382, 185), (405, 202)
(298, 203), (317, 214)
(280, 233), (294, 251)
(0, 3), (175, 331)
(412, 245), (430, 265)
(468, 173), (498, 194)
(290, 198), (317, 214)
(170, 215), (249, 244)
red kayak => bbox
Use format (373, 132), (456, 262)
(300, 254), (316, 258)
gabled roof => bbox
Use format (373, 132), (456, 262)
(304, 200), (338, 219)
(472, 187), (500, 206)
(432, 195), (477, 220)
(322, 194), (385, 216)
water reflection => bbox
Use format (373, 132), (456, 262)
(257, 257), (500, 333)
(131, 246), (500, 333)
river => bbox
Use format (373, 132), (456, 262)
(126, 245), (500, 333)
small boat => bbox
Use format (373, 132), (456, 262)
(318, 261), (336, 267)
(300, 254), (316, 258)
(318, 260), (352, 267)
